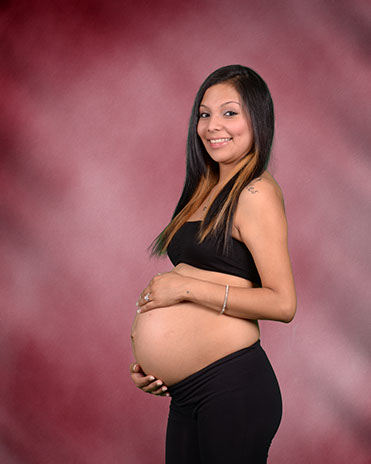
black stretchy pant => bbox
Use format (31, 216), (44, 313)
(166, 340), (282, 464)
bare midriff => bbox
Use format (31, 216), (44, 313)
(131, 263), (260, 386)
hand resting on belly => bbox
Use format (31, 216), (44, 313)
(130, 264), (259, 388)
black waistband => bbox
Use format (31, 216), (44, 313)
(168, 339), (262, 395)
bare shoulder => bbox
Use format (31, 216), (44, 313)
(237, 171), (284, 212)
(233, 171), (286, 240)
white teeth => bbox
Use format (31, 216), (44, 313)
(209, 138), (231, 143)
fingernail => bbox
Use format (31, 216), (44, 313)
(165, 393), (170, 397)
(156, 381), (163, 387)
(133, 364), (138, 371)
(161, 386), (167, 392)
(136, 302), (139, 307)
(137, 308), (141, 314)
(149, 376), (155, 381)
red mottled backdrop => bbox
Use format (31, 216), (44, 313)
(1, 0), (370, 463)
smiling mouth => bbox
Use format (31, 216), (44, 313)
(208, 137), (232, 144)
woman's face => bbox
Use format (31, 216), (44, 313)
(197, 83), (254, 168)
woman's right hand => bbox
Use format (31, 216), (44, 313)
(129, 362), (170, 397)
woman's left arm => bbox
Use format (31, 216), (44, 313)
(138, 178), (296, 323)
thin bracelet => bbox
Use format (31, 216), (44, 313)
(220, 284), (229, 314)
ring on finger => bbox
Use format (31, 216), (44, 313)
(144, 292), (151, 302)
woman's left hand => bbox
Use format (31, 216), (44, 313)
(136, 271), (190, 313)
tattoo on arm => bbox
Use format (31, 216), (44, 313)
(247, 177), (262, 195)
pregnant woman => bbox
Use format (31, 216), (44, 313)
(130, 64), (296, 463)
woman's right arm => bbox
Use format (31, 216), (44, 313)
(129, 362), (170, 397)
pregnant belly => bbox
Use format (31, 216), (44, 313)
(131, 301), (259, 386)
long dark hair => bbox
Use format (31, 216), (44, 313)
(151, 64), (275, 255)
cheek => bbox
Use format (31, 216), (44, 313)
(235, 124), (253, 143)
(241, 133), (254, 149)
(196, 122), (203, 138)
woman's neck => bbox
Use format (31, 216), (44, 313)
(217, 154), (254, 185)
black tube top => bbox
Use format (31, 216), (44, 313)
(167, 221), (261, 286)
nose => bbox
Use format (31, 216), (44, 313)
(207, 114), (222, 132)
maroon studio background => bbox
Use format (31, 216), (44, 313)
(1, 1), (370, 463)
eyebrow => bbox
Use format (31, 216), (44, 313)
(199, 101), (241, 108)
